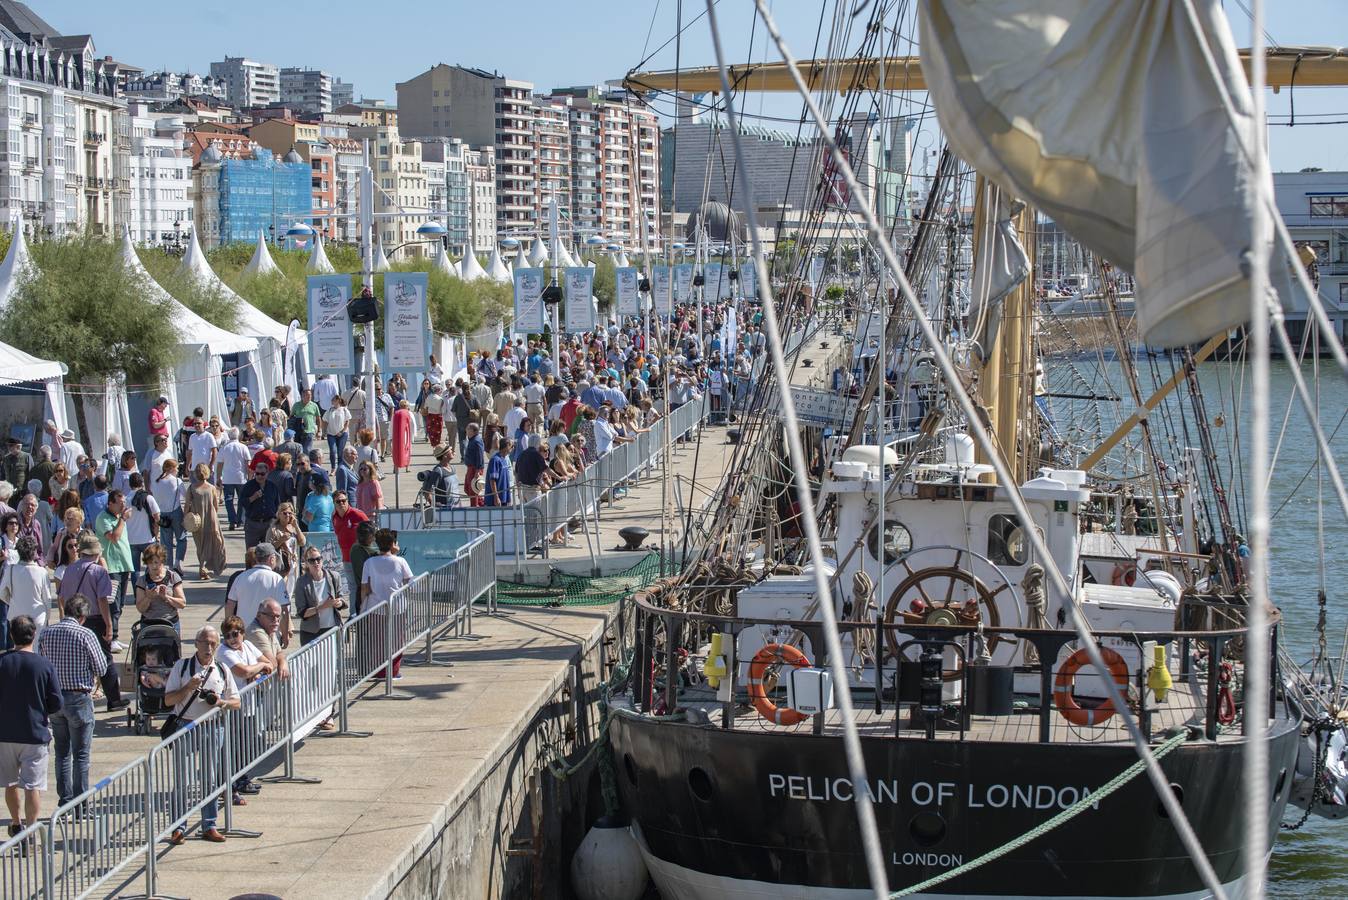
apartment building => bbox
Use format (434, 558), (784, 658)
(531, 98), (571, 230)
(123, 71), (226, 103)
(192, 144), (310, 249)
(395, 64), (535, 234)
(351, 121), (427, 259)
(279, 67), (344, 116)
(209, 57), (279, 109)
(417, 136), (496, 255)
(125, 102), (192, 246)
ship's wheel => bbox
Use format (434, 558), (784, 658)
(880, 546), (1019, 680)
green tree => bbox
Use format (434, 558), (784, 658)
(591, 256), (616, 310)
(0, 232), (182, 439)
(137, 248), (241, 333)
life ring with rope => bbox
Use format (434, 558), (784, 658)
(1111, 563), (1138, 587)
(1053, 647), (1130, 727)
(747, 643), (811, 726)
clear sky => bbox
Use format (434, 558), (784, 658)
(43, 0), (1348, 172)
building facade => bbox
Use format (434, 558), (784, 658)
(418, 136), (496, 256)
(125, 102), (192, 246)
(1275, 170), (1348, 314)
(351, 122), (427, 259)
(192, 145), (310, 248)
(279, 67), (342, 116)
(395, 64), (535, 234)
(209, 57), (279, 109)
(123, 71), (225, 103)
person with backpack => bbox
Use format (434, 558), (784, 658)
(163, 625), (239, 844)
(123, 474), (160, 573)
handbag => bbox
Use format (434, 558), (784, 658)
(182, 509), (203, 533)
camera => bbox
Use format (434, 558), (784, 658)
(200, 689), (219, 706)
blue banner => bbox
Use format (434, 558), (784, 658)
(513, 267), (546, 334)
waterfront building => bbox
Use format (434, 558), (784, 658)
(125, 102), (192, 247)
(416, 137), (496, 256)
(209, 57), (280, 109)
(192, 144), (310, 249)
(334, 99), (396, 128)
(351, 121), (428, 258)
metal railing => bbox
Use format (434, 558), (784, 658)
(383, 397), (704, 558)
(0, 531), (495, 899)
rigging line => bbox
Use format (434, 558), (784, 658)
(1265, 304), (1316, 488)
(1270, 402), (1348, 519)
(751, 2), (1230, 895)
(705, 4), (889, 896)
(627, 0), (721, 75)
(639, 0), (664, 66)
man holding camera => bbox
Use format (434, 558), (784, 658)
(163, 625), (239, 844)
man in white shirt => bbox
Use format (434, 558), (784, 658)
(521, 375), (546, 422)
(361, 529), (413, 679)
(503, 398), (527, 437)
(427, 355), (446, 386)
(592, 409), (617, 457)
(343, 379), (367, 440)
(224, 543), (290, 645)
(163, 625), (240, 844)
(312, 375), (338, 413)
(48, 424), (84, 476)
(143, 434), (174, 483)
(217, 428), (253, 532)
(185, 418), (218, 478)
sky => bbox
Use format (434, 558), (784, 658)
(41, 0), (1348, 173)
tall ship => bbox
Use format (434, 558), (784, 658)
(604, 2), (1348, 898)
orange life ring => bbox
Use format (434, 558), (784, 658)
(1111, 563), (1137, 586)
(747, 643), (811, 726)
(1053, 647), (1130, 727)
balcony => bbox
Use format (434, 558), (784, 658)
(83, 131), (105, 146)
(22, 156), (39, 172)
(22, 112), (38, 128)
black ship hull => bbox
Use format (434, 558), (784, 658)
(610, 711), (1300, 899)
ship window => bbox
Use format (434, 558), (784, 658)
(987, 514), (1027, 567)
(866, 519), (912, 564)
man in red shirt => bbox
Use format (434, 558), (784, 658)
(559, 393), (582, 431)
(249, 447), (278, 474)
(147, 396), (170, 440)
(331, 490), (369, 561)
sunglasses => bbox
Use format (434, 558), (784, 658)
(334, 497), (348, 504)
(224, 630), (242, 638)
(258, 611), (279, 619)
(305, 557), (322, 564)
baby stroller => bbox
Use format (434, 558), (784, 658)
(127, 618), (182, 735)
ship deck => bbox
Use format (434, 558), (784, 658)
(668, 679), (1251, 745)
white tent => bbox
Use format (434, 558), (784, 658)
(616, 251), (631, 268)
(243, 229), (281, 276)
(179, 229), (302, 399)
(432, 241), (457, 276)
(486, 247), (511, 284)
(526, 234), (549, 267)
(307, 234), (335, 273)
(0, 223), (35, 307)
(460, 248), (488, 281)
(121, 229), (260, 425)
(373, 240), (391, 273)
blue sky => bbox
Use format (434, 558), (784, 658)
(44, 0), (1348, 172)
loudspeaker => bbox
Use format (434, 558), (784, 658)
(349, 287), (379, 324)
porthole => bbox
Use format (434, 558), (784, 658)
(987, 514), (1027, 567)
(908, 811), (947, 847)
(867, 519), (913, 564)
(688, 766), (714, 803)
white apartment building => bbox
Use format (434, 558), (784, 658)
(0, 18), (128, 235)
(123, 71), (226, 103)
(125, 102), (192, 246)
(352, 122), (428, 259)
(280, 67), (340, 116)
(209, 57), (279, 108)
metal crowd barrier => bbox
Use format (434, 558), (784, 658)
(393, 397), (706, 558)
(0, 530), (497, 899)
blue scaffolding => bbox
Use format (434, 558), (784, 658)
(218, 148), (312, 245)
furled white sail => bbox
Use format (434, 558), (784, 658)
(920, 0), (1263, 347)
(968, 182), (1030, 358)
(307, 234), (335, 273)
(243, 229), (280, 277)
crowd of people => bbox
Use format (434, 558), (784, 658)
(0, 297), (761, 843)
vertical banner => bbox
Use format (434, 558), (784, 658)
(673, 263), (694, 305)
(703, 262), (724, 301)
(615, 266), (640, 317)
(739, 261), (758, 301)
(563, 266), (595, 334)
(513, 267), (545, 334)
(305, 275), (354, 375)
(808, 256), (826, 290)
(651, 265), (673, 318)
(383, 271), (431, 373)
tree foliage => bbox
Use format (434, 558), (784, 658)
(590, 256), (616, 310)
(137, 248), (241, 333)
(0, 231), (181, 387)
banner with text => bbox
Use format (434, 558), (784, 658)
(673, 263), (694, 305)
(703, 262), (725, 301)
(740, 261), (758, 301)
(305, 275), (354, 375)
(615, 266), (640, 317)
(563, 266), (595, 334)
(383, 271), (430, 373)
(513, 267), (546, 334)
(808, 256), (826, 290)
(651, 265), (673, 318)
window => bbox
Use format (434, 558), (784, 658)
(865, 519), (912, 564)
(1310, 195), (1348, 217)
(987, 514), (1027, 567)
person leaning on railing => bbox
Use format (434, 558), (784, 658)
(292, 549), (345, 732)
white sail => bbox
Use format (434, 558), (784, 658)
(243, 229), (280, 277)
(919, 0), (1263, 347)
(307, 233), (335, 273)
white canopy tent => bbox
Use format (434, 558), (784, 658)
(432, 241), (457, 276)
(486, 247), (511, 284)
(307, 234), (335, 273)
(373, 240), (391, 273)
(243, 229), (281, 277)
(121, 229), (260, 427)
(459, 248), (488, 281)
(0, 225), (116, 453)
(178, 229), (304, 400)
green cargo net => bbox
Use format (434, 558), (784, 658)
(495, 553), (662, 606)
